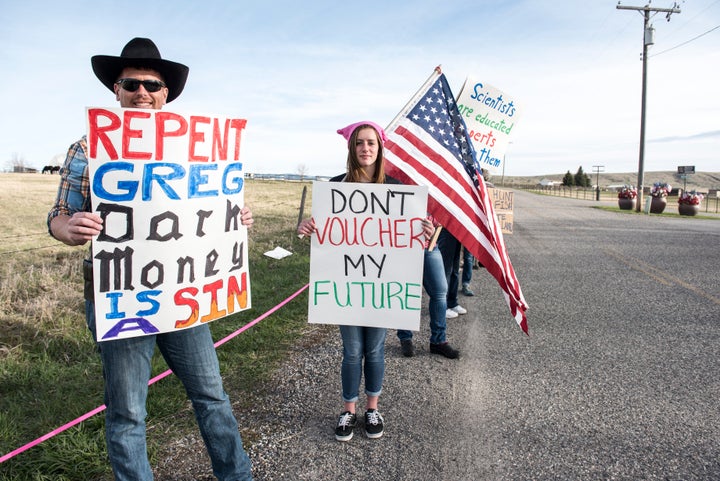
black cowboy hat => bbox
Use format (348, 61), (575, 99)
(91, 37), (189, 103)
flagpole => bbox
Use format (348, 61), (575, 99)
(385, 65), (442, 131)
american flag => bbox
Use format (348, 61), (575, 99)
(384, 70), (528, 334)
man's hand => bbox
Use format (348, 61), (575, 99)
(241, 206), (254, 228)
(50, 212), (103, 246)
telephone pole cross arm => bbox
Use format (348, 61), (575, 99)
(616, 2), (681, 212)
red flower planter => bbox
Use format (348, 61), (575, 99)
(618, 198), (636, 210)
(678, 203), (700, 216)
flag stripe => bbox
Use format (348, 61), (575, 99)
(384, 72), (528, 333)
(386, 124), (504, 270)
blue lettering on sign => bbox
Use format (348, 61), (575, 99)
(143, 163), (185, 201)
(189, 164), (218, 198)
(93, 161), (244, 202)
(136, 290), (162, 316)
(93, 161), (137, 202)
(106, 292), (125, 319)
(102, 318), (160, 339)
(222, 162), (244, 195)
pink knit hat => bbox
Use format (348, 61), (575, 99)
(336, 121), (388, 144)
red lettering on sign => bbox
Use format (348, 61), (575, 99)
(155, 111), (188, 161)
(88, 108), (121, 160)
(122, 110), (152, 160)
(174, 287), (200, 329)
(189, 116), (211, 162)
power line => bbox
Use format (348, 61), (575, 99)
(650, 24), (720, 56)
(0, 244), (61, 256)
(0, 232), (47, 240)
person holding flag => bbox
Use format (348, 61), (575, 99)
(383, 66), (528, 334)
(437, 228), (468, 319)
(396, 216), (461, 359)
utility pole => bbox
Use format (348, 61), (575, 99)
(501, 142), (513, 187)
(593, 165), (604, 201)
(617, 2), (681, 212)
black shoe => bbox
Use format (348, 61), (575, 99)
(430, 342), (460, 359)
(335, 411), (357, 442)
(364, 409), (385, 439)
(400, 339), (415, 357)
(461, 286), (475, 296)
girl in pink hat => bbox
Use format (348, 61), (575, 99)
(298, 121), (433, 441)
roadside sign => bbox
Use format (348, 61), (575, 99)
(678, 165), (695, 174)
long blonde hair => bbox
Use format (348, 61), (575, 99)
(345, 125), (387, 184)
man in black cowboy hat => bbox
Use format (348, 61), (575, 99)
(48, 38), (254, 481)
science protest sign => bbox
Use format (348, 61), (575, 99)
(307, 182), (428, 331)
(456, 77), (521, 175)
(86, 107), (251, 341)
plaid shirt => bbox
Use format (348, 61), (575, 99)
(47, 136), (91, 238)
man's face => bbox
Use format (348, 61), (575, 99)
(114, 67), (168, 110)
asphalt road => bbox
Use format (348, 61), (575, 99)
(422, 191), (720, 480)
(155, 190), (720, 481)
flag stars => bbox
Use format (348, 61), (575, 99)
(403, 77), (479, 167)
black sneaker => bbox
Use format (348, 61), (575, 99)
(400, 339), (415, 357)
(461, 285), (475, 296)
(364, 409), (384, 439)
(335, 411), (357, 442)
(430, 342), (460, 359)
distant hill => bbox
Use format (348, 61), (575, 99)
(499, 171), (720, 192)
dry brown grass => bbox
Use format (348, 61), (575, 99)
(0, 174), (84, 360)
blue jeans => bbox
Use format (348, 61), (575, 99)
(462, 247), (473, 287)
(86, 301), (253, 481)
(338, 325), (387, 402)
(397, 247), (448, 344)
(437, 229), (462, 309)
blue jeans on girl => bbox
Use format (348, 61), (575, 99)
(338, 325), (387, 402)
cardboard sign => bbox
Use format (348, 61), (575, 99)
(307, 181), (428, 330)
(456, 77), (522, 175)
(488, 187), (514, 235)
(86, 107), (251, 341)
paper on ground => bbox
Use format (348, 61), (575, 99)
(263, 246), (293, 259)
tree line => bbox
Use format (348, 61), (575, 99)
(562, 167), (592, 187)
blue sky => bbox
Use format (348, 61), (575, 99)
(1, 0), (718, 177)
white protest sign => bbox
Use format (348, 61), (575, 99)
(456, 77), (522, 175)
(86, 107), (251, 341)
(308, 181), (428, 330)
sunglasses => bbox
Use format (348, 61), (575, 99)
(115, 78), (166, 93)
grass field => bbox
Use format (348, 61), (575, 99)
(0, 173), (317, 480)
